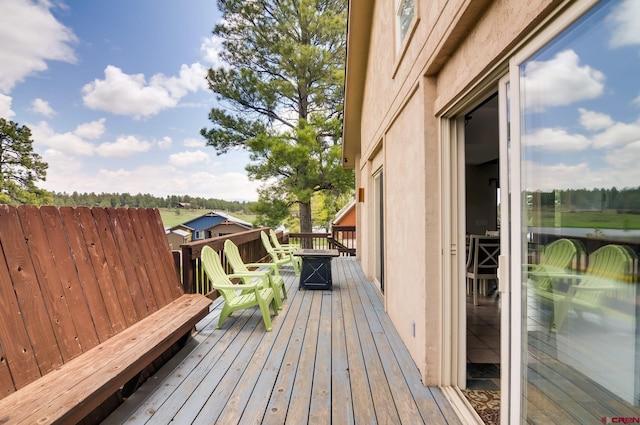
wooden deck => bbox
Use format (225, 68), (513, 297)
(104, 257), (461, 424)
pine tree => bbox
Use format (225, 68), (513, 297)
(0, 118), (51, 205)
(201, 0), (354, 233)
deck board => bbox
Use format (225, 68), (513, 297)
(104, 258), (460, 424)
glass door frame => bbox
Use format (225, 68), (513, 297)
(440, 72), (510, 421)
(507, 1), (605, 422)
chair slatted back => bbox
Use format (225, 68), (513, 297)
(575, 244), (632, 305)
(224, 239), (251, 274)
(201, 246), (238, 303)
(469, 236), (500, 276)
(532, 238), (578, 292)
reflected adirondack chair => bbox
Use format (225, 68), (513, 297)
(260, 231), (301, 275)
(201, 246), (278, 331)
(224, 239), (287, 310)
(553, 244), (635, 332)
(528, 238), (580, 302)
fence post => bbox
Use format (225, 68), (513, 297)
(182, 244), (194, 294)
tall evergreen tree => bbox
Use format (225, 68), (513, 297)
(201, 0), (354, 233)
(0, 118), (51, 205)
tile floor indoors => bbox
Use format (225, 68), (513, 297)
(466, 288), (501, 392)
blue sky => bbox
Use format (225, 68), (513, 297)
(0, 0), (259, 201)
(519, 0), (640, 192)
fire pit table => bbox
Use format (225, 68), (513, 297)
(294, 249), (340, 290)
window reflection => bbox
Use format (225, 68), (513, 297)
(397, 0), (414, 43)
(520, 0), (640, 422)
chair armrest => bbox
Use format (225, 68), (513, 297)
(213, 282), (260, 291)
(569, 285), (613, 291)
(244, 262), (277, 271)
(228, 273), (268, 284)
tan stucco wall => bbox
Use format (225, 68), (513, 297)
(347, 0), (563, 384)
(384, 86), (428, 372)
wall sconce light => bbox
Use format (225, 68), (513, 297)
(343, 157), (348, 163)
(358, 187), (365, 202)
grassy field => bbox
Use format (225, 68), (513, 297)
(530, 209), (640, 230)
(158, 208), (257, 228)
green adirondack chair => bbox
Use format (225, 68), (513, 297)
(261, 231), (301, 275)
(224, 239), (287, 310)
(269, 228), (300, 252)
(552, 244), (635, 332)
(528, 238), (580, 302)
(201, 246), (278, 331)
(269, 229), (302, 272)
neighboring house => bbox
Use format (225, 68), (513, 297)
(180, 211), (252, 241)
(343, 1), (638, 423)
(332, 200), (356, 227)
(330, 201), (356, 255)
(165, 228), (191, 251)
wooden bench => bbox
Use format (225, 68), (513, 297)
(0, 205), (212, 424)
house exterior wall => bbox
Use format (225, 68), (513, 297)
(335, 206), (356, 226)
(345, 0), (560, 384)
(207, 222), (251, 238)
(384, 86), (429, 370)
(167, 232), (189, 251)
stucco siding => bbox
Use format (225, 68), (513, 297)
(384, 87), (427, 374)
(434, 0), (557, 112)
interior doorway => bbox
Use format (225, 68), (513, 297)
(461, 92), (502, 424)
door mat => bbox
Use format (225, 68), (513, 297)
(462, 389), (500, 425)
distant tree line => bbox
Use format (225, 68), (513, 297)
(528, 187), (640, 213)
(51, 192), (257, 213)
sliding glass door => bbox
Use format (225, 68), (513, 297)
(512, 1), (640, 422)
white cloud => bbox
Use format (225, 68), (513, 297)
(522, 50), (605, 111)
(608, 0), (640, 48)
(579, 108), (614, 131)
(40, 164), (259, 201)
(150, 63), (208, 99)
(591, 120), (640, 149)
(201, 35), (225, 68)
(32, 119), (155, 159)
(74, 118), (106, 140)
(186, 171), (259, 200)
(184, 137), (206, 148)
(95, 135), (152, 158)
(82, 66), (176, 118)
(524, 161), (591, 191)
(522, 161), (632, 192)
(605, 140), (640, 169)
(169, 150), (210, 167)
(32, 98), (55, 117)
(31, 121), (95, 156)
(0, 0), (77, 93)
(0, 93), (15, 118)
(82, 64), (207, 119)
(158, 136), (173, 149)
(41, 149), (84, 178)
(523, 127), (591, 152)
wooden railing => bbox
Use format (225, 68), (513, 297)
(289, 226), (356, 256)
(180, 227), (278, 297)
(180, 226), (357, 297)
(287, 232), (331, 250)
(330, 225), (356, 256)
